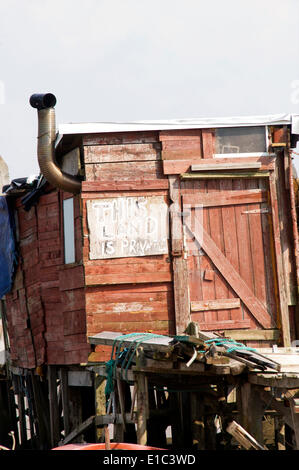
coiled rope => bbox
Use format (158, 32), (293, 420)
(105, 332), (170, 402)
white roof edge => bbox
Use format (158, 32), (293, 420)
(57, 113), (299, 137)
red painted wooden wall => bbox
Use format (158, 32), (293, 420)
(4, 125), (298, 367)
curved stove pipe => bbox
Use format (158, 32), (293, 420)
(30, 93), (81, 194)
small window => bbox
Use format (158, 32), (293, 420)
(63, 198), (75, 264)
(215, 126), (267, 155)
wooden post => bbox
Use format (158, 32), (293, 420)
(190, 392), (205, 450)
(94, 374), (106, 442)
(269, 168), (291, 346)
(16, 376), (27, 446)
(30, 371), (50, 449)
(275, 416), (286, 450)
(136, 373), (148, 446)
(113, 378), (125, 443)
(286, 394), (299, 449)
(237, 382), (265, 444)
(59, 368), (71, 438)
(25, 374), (37, 448)
(47, 366), (60, 448)
(168, 175), (190, 334)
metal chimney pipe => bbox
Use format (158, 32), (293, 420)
(30, 93), (81, 194)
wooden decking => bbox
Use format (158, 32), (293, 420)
(88, 330), (299, 450)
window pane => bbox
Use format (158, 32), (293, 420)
(63, 198), (75, 264)
(215, 126), (266, 154)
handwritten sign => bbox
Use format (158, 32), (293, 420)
(87, 196), (169, 259)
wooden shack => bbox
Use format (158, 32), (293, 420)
(2, 98), (299, 449)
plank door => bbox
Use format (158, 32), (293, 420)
(180, 176), (279, 334)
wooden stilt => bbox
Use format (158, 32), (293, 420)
(275, 416), (286, 450)
(237, 382), (265, 444)
(30, 371), (50, 448)
(47, 366), (60, 448)
(286, 394), (299, 449)
(136, 372), (148, 445)
(16, 376), (27, 446)
(205, 414), (217, 450)
(25, 375), (36, 447)
(94, 374), (106, 442)
(59, 368), (71, 438)
(190, 392), (205, 449)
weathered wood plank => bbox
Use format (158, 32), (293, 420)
(82, 180), (168, 192)
(191, 298), (241, 311)
(191, 319), (251, 330)
(85, 272), (172, 286)
(83, 131), (159, 146)
(85, 161), (164, 182)
(201, 129), (215, 159)
(226, 420), (266, 450)
(169, 176), (191, 334)
(249, 372), (299, 389)
(84, 143), (161, 163)
(269, 169), (291, 346)
(181, 171), (270, 179)
(159, 129), (202, 141)
(88, 330), (173, 349)
(58, 415), (95, 446)
(163, 157), (275, 175)
(223, 329), (280, 341)
(191, 162), (261, 171)
(183, 189), (267, 207)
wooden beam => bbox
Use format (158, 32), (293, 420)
(163, 157), (275, 175)
(258, 388), (293, 429)
(191, 298), (241, 312)
(183, 190), (267, 208)
(249, 373), (299, 389)
(184, 219), (272, 328)
(169, 175), (191, 334)
(96, 413), (136, 425)
(226, 420), (267, 450)
(82, 180), (168, 192)
(181, 171), (270, 179)
(269, 169), (291, 346)
(195, 320), (251, 330)
(58, 415), (95, 446)
(88, 331), (174, 352)
(223, 329), (280, 341)
(191, 162), (261, 171)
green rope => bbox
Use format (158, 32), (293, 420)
(104, 334), (255, 403)
(105, 332), (170, 401)
(204, 338), (256, 354)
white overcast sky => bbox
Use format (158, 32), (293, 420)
(0, 0), (298, 180)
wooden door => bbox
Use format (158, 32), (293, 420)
(180, 175), (279, 334)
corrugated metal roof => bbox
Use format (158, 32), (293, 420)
(57, 113), (299, 138)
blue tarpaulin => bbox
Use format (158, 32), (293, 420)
(0, 196), (17, 299)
